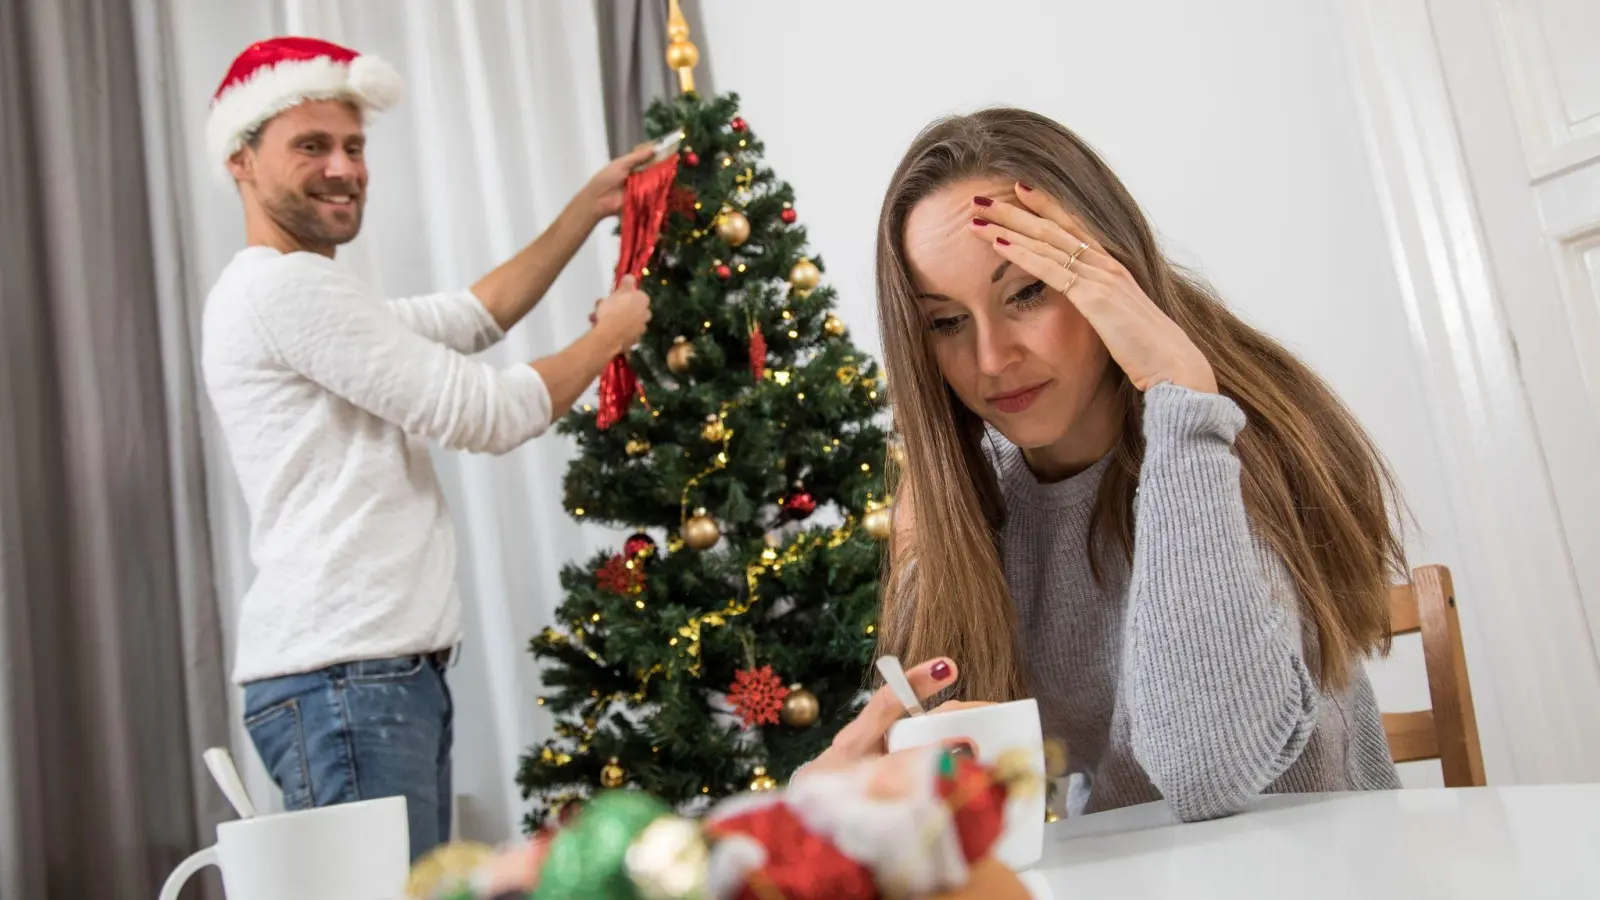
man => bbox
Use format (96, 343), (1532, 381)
(200, 36), (652, 859)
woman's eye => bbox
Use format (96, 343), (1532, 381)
(929, 315), (967, 336)
(1008, 280), (1047, 309)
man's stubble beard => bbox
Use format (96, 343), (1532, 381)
(263, 183), (364, 251)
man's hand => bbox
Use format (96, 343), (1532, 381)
(529, 276), (652, 417)
(590, 276), (652, 355)
(576, 144), (657, 226)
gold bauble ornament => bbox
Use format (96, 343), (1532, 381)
(406, 841), (497, 900)
(863, 499), (893, 541)
(823, 313), (847, 337)
(749, 766), (777, 792)
(715, 209), (751, 247)
(683, 509), (721, 550)
(1044, 737), (1070, 778)
(666, 336), (696, 376)
(789, 258), (821, 293)
(625, 815), (710, 900)
(600, 757), (626, 788)
(665, 40), (699, 72)
(780, 686), (820, 728)
(626, 438), (652, 457)
(701, 414), (727, 443)
(887, 436), (908, 469)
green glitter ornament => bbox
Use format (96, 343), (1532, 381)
(533, 790), (672, 900)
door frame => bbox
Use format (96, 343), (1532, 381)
(1333, 0), (1600, 784)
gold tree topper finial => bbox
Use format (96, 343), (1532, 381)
(666, 0), (699, 94)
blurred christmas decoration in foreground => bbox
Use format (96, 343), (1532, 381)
(417, 746), (1039, 900)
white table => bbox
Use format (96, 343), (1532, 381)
(1026, 785), (1600, 898)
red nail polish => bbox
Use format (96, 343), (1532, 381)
(1018, 182), (1033, 191)
(931, 660), (952, 681)
(972, 217), (990, 227)
(972, 196), (993, 207)
(995, 237), (1012, 246)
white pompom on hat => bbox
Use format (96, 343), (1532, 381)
(206, 36), (402, 183)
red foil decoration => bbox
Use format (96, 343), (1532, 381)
(938, 755), (1010, 863)
(706, 802), (877, 900)
(702, 753), (1009, 900)
(596, 155), (680, 430)
(748, 323), (767, 382)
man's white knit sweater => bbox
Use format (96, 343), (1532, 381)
(202, 246), (552, 684)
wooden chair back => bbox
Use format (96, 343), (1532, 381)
(1381, 564), (1486, 786)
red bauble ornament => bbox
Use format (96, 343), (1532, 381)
(596, 554), (644, 594)
(716, 264), (732, 281)
(782, 491), (817, 520)
(730, 116), (748, 132)
(780, 208), (797, 225)
(728, 665), (789, 728)
(624, 532), (656, 561)
(683, 150), (700, 167)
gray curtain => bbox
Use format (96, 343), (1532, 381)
(594, 0), (716, 157)
(0, 0), (229, 897)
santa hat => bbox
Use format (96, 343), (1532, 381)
(206, 36), (402, 183)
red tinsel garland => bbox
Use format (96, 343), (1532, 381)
(747, 323), (767, 382)
(597, 155), (680, 430)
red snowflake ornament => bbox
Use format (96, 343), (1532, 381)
(728, 665), (790, 728)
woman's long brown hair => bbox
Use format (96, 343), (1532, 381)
(874, 108), (1406, 701)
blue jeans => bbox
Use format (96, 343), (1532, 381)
(242, 653), (453, 861)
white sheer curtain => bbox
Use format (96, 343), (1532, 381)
(142, 0), (623, 841)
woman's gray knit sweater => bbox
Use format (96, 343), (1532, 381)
(988, 383), (1400, 822)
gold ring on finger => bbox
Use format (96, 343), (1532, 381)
(1059, 270), (1080, 294)
(1066, 241), (1089, 265)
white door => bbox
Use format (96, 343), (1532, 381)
(1435, 0), (1600, 659)
(1335, 0), (1600, 784)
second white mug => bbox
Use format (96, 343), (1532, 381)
(158, 795), (409, 900)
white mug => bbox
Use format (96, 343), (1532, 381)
(159, 796), (409, 900)
(886, 698), (1046, 871)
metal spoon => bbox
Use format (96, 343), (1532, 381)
(203, 746), (257, 819)
(875, 655), (927, 717)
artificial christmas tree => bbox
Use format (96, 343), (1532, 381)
(515, 85), (895, 828)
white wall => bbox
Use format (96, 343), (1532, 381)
(698, 0), (1495, 787)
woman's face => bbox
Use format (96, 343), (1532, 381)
(903, 176), (1115, 457)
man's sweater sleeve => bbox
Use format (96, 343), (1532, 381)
(385, 289), (506, 355)
(247, 259), (551, 455)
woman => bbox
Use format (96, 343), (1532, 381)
(814, 108), (1405, 823)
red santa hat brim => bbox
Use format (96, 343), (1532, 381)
(206, 51), (402, 183)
